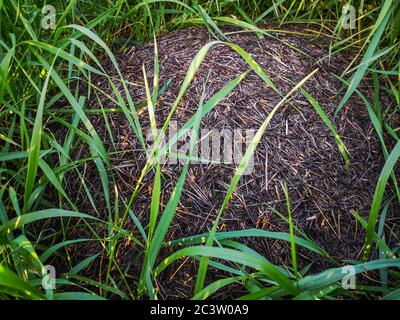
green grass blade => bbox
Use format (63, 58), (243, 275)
(165, 228), (327, 257)
(0, 264), (44, 300)
(302, 89), (350, 170)
(335, 2), (393, 116)
(156, 246), (298, 295)
(191, 276), (244, 300)
(283, 182), (299, 278)
(0, 209), (98, 237)
(195, 69), (318, 293)
(23, 54), (55, 212)
(363, 140), (400, 260)
(54, 292), (106, 300)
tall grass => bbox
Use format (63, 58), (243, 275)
(0, 0), (399, 299)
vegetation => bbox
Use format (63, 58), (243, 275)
(0, 0), (399, 300)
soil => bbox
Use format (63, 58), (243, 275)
(57, 25), (399, 299)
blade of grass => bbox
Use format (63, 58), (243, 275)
(22, 52), (56, 212)
(195, 69), (318, 294)
(0, 209), (98, 237)
(302, 88), (350, 170)
(165, 228), (327, 257)
(363, 140), (400, 260)
(282, 182), (299, 279)
(335, 2), (393, 116)
(0, 264), (44, 299)
(156, 246), (297, 295)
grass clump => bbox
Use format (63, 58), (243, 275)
(0, 0), (399, 300)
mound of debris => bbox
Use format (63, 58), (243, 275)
(64, 26), (397, 298)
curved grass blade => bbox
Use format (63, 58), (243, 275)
(335, 2), (393, 116)
(191, 276), (244, 300)
(155, 246), (298, 295)
(382, 288), (400, 300)
(0, 264), (44, 300)
(282, 182), (299, 278)
(165, 228), (327, 256)
(363, 140), (400, 260)
(54, 292), (106, 300)
(195, 69), (318, 293)
(0, 209), (98, 237)
(40, 239), (92, 263)
(302, 89), (350, 170)
(23, 53), (55, 212)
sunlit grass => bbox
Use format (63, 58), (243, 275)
(0, 0), (399, 300)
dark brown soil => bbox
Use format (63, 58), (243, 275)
(60, 25), (399, 299)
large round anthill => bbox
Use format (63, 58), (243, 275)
(64, 26), (397, 298)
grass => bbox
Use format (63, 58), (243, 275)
(0, 0), (399, 300)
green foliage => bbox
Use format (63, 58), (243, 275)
(0, 0), (399, 300)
